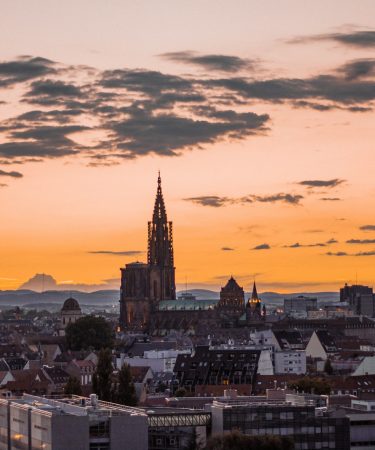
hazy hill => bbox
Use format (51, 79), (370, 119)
(0, 288), (340, 310)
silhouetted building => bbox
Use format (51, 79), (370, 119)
(246, 281), (266, 323)
(340, 283), (373, 304)
(120, 174), (176, 329)
(340, 283), (375, 317)
(60, 297), (82, 329)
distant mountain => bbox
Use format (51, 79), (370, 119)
(0, 287), (340, 310)
(18, 273), (119, 292)
(0, 289), (119, 308)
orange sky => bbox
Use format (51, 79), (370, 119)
(0, 1), (374, 292)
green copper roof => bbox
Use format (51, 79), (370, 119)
(157, 299), (219, 311)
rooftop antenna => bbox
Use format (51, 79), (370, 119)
(42, 273), (44, 294)
(185, 276), (188, 294)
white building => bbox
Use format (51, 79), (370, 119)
(257, 350), (274, 375)
(117, 349), (191, 373)
(274, 350), (306, 374)
(353, 356), (375, 376)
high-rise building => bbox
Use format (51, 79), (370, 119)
(340, 284), (373, 305)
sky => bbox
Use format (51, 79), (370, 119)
(0, 0), (375, 292)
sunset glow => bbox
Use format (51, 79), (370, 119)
(0, 0), (374, 292)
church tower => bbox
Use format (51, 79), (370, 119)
(119, 173), (176, 330)
(246, 281), (264, 323)
(148, 173), (176, 301)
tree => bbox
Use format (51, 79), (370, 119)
(64, 376), (82, 396)
(92, 348), (113, 401)
(204, 431), (294, 450)
(113, 363), (137, 406)
(65, 315), (114, 350)
(175, 387), (187, 397)
(288, 377), (330, 395)
(324, 358), (333, 375)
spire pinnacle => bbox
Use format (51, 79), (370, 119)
(251, 281), (259, 301)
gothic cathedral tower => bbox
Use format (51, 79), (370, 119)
(120, 174), (176, 329)
(148, 172), (176, 301)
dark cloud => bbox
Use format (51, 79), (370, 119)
(326, 251), (348, 256)
(298, 178), (345, 188)
(184, 196), (230, 207)
(289, 30), (375, 48)
(88, 250), (144, 256)
(100, 69), (192, 95)
(339, 59), (375, 81)
(285, 242), (302, 248)
(25, 79), (81, 98)
(108, 108), (269, 157)
(1, 53), (374, 171)
(160, 51), (253, 72)
(284, 241), (328, 248)
(346, 239), (375, 244)
(0, 170), (23, 178)
(221, 247), (235, 251)
(320, 197), (342, 201)
(292, 99), (372, 113)
(0, 56), (55, 87)
(0, 125), (87, 160)
(326, 238), (338, 244)
(251, 193), (303, 205)
(252, 243), (270, 250)
(185, 192), (303, 207)
(205, 75), (375, 104)
(326, 250), (375, 257)
(355, 250), (375, 256)
(17, 109), (84, 123)
(360, 225), (375, 231)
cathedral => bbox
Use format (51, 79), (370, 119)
(119, 174), (265, 332)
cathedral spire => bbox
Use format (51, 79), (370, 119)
(251, 281), (259, 301)
(147, 173), (175, 299)
(152, 172), (167, 223)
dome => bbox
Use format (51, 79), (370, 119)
(61, 297), (81, 312)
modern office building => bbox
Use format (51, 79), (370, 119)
(210, 400), (350, 450)
(0, 394), (148, 450)
(284, 296), (318, 317)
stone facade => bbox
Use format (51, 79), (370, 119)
(120, 174), (176, 329)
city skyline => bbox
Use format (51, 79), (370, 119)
(1, 0), (375, 292)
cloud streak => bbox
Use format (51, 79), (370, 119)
(326, 250), (375, 257)
(289, 30), (375, 48)
(185, 193), (303, 207)
(160, 51), (253, 72)
(252, 243), (270, 250)
(298, 178), (345, 188)
(360, 225), (375, 231)
(0, 170), (23, 178)
(88, 250), (144, 256)
(346, 239), (375, 244)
